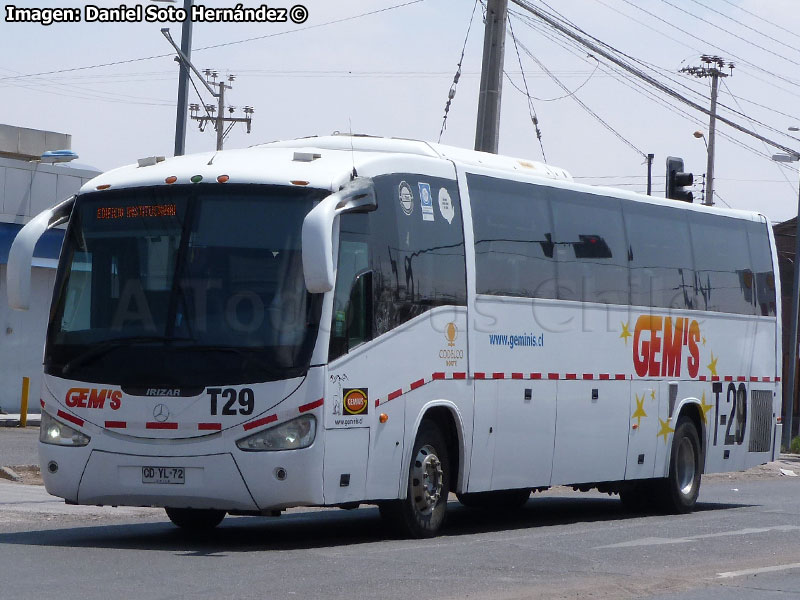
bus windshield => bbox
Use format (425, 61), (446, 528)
(45, 184), (327, 386)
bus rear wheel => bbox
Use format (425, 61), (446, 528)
(165, 507), (226, 530)
(657, 417), (702, 514)
(380, 421), (450, 538)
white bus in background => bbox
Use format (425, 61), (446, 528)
(7, 135), (781, 537)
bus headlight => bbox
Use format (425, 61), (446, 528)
(39, 412), (90, 447)
(236, 415), (316, 451)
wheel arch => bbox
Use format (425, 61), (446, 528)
(670, 398), (706, 473)
(400, 400), (466, 499)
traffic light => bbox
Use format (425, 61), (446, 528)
(666, 156), (694, 202)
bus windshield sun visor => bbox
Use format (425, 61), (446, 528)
(7, 195), (75, 311)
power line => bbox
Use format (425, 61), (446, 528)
(717, 0), (800, 43)
(0, 1), (425, 83)
(509, 0), (800, 158)
(687, 0), (800, 59)
(507, 10), (547, 161)
(438, 0), (479, 143)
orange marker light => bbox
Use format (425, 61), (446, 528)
(217, 175), (229, 183)
(165, 176), (178, 184)
(379, 413), (389, 424)
(96, 184), (111, 190)
(290, 180), (309, 186)
(632, 423), (639, 430)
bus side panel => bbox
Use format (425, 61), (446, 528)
(625, 381), (659, 480)
(490, 379), (556, 490)
(325, 307), (469, 502)
(551, 381), (629, 485)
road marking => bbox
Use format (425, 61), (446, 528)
(594, 525), (800, 549)
(717, 563), (800, 579)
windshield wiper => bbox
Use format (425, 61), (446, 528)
(61, 336), (194, 376)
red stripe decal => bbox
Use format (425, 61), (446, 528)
(762, 377), (771, 383)
(375, 399), (380, 407)
(599, 374), (610, 380)
(724, 376), (733, 382)
(699, 375), (707, 381)
(615, 374), (627, 381)
(777, 377), (782, 382)
(512, 372), (523, 380)
(40, 399), (45, 409)
(57, 410), (84, 428)
(410, 378), (425, 390)
(388, 389), (403, 401)
(432, 372), (446, 380)
(530, 372), (542, 380)
(548, 373), (559, 380)
(750, 376), (759, 382)
(712, 376), (720, 382)
(474, 372), (486, 380)
(737, 376), (746, 382)
(581, 373), (592, 380)
(243, 414), (278, 432)
(299, 398), (324, 413)
(492, 372), (505, 379)
(453, 372), (467, 380)
(104, 421), (126, 429)
(146, 422), (178, 430)
(566, 373), (577, 380)
(198, 423), (222, 431)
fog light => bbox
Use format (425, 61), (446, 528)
(48, 461), (58, 474)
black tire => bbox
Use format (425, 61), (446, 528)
(657, 417), (702, 514)
(457, 488), (531, 510)
(379, 421), (450, 538)
(165, 507), (226, 530)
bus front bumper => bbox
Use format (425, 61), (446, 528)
(71, 449), (258, 511)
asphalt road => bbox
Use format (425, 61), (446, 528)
(0, 426), (39, 466)
(1, 474), (799, 600)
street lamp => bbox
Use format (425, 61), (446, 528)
(772, 149), (800, 450)
(693, 130), (708, 148)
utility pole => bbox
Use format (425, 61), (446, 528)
(646, 153), (654, 195)
(162, 30), (254, 151)
(680, 55), (734, 206)
(173, 0), (193, 156)
(475, 0), (508, 154)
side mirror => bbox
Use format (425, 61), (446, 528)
(7, 196), (74, 310)
(301, 178), (376, 294)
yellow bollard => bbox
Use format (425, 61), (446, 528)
(19, 377), (29, 428)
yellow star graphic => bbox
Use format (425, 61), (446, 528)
(620, 321), (632, 345)
(699, 392), (714, 425)
(632, 394), (647, 427)
(702, 336), (707, 346)
(650, 389), (656, 401)
(707, 351), (719, 377)
(657, 417), (675, 444)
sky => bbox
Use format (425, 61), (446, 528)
(3, 0), (800, 223)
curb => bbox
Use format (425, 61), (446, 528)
(0, 417), (41, 428)
(0, 466), (21, 482)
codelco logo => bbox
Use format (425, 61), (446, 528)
(342, 388), (368, 416)
(633, 315), (700, 378)
(65, 388), (122, 410)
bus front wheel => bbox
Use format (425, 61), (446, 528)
(165, 507), (226, 530)
(380, 421), (450, 538)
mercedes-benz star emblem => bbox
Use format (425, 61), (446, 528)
(153, 404), (170, 422)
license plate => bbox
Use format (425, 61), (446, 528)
(142, 466), (185, 485)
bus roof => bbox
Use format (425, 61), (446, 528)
(78, 134), (765, 224)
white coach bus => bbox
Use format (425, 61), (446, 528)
(7, 135), (781, 537)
